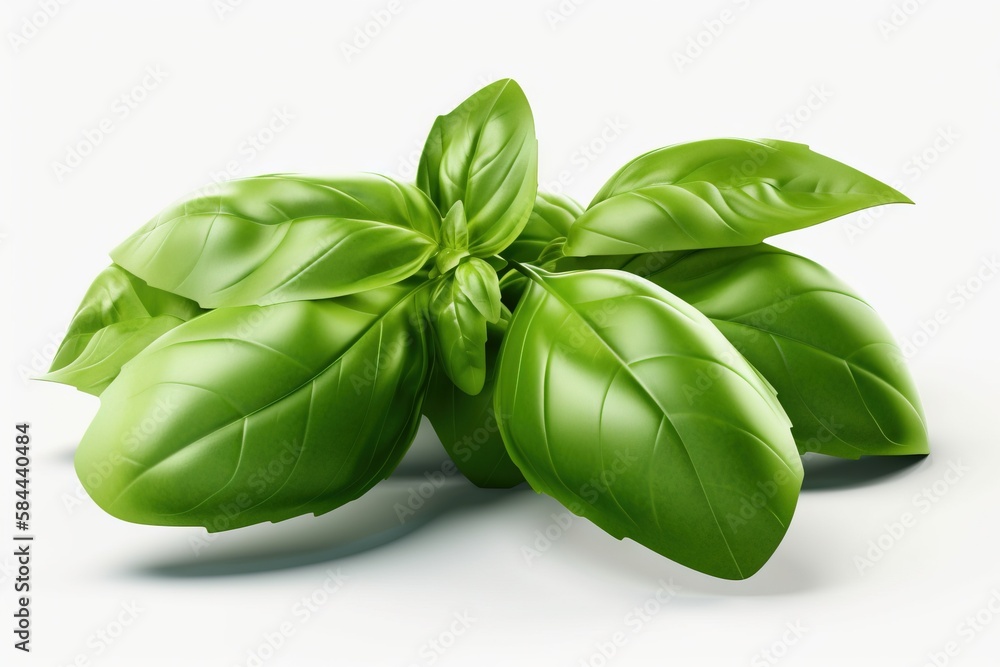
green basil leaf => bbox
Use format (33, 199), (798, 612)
(617, 245), (928, 459)
(74, 281), (431, 530)
(456, 258), (502, 323)
(435, 201), (471, 275)
(423, 317), (525, 488)
(502, 191), (583, 263)
(494, 266), (801, 579)
(497, 192), (584, 308)
(112, 174), (441, 308)
(428, 270), (489, 396)
(417, 79), (538, 256)
(564, 139), (911, 256)
(42, 265), (204, 395)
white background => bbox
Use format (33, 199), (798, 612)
(3, 1), (999, 665)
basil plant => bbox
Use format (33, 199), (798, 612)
(43, 79), (926, 580)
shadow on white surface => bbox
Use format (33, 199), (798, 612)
(130, 480), (528, 578)
(111, 419), (531, 578)
(553, 518), (834, 598)
(54, 419), (932, 589)
(800, 452), (929, 491)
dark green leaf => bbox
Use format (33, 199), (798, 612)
(428, 255), (504, 395)
(74, 281), (431, 530)
(494, 266), (801, 579)
(606, 245), (929, 459)
(498, 192), (584, 309)
(565, 139), (911, 256)
(42, 265), (204, 395)
(423, 318), (525, 488)
(112, 174), (441, 308)
(417, 79), (538, 256)
(503, 191), (583, 263)
(456, 258), (502, 323)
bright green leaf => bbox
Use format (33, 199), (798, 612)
(494, 266), (801, 579)
(435, 201), (470, 275)
(74, 281), (431, 530)
(503, 191), (583, 263)
(42, 265), (204, 395)
(429, 273), (489, 396)
(565, 139), (911, 256)
(594, 245), (929, 459)
(423, 317), (525, 488)
(456, 258), (502, 323)
(417, 79), (538, 257)
(112, 174), (441, 308)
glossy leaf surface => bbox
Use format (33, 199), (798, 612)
(503, 191), (583, 263)
(456, 258), (502, 324)
(494, 267), (801, 579)
(435, 201), (471, 274)
(43, 265), (204, 395)
(428, 261), (498, 396)
(597, 245), (929, 458)
(112, 174), (440, 308)
(565, 139), (911, 256)
(417, 79), (538, 256)
(75, 282), (430, 530)
(423, 318), (525, 488)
